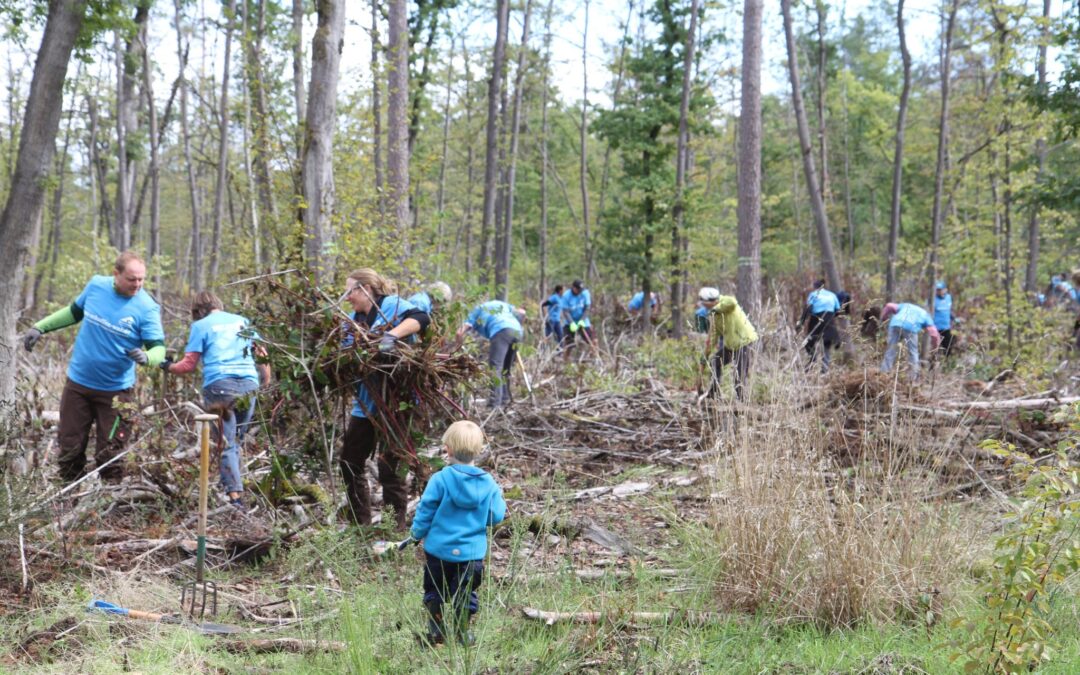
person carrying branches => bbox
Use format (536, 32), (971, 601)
(340, 268), (431, 529)
(22, 251), (165, 484)
(699, 287), (758, 402)
(161, 291), (271, 508)
(879, 302), (941, 382)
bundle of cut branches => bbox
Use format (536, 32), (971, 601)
(231, 271), (484, 474)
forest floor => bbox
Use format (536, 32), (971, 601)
(3, 334), (1080, 674)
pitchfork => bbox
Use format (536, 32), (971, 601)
(182, 412), (220, 619)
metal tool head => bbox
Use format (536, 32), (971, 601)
(181, 579), (218, 619)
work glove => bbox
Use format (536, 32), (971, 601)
(127, 347), (150, 365)
(569, 321), (579, 334)
(159, 356), (174, 373)
(22, 327), (43, 352)
(378, 334), (397, 353)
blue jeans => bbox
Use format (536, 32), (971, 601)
(545, 320), (563, 342)
(880, 327), (920, 379)
(203, 377), (259, 493)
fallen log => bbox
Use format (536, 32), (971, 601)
(521, 607), (729, 626)
(940, 396), (1080, 411)
(220, 638), (346, 654)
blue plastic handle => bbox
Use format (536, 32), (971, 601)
(88, 599), (129, 616)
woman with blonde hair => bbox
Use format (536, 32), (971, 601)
(164, 291), (270, 507)
(340, 268), (431, 529)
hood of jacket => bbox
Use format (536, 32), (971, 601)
(443, 464), (492, 509)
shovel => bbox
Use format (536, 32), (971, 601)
(89, 600), (242, 635)
(183, 413), (220, 619)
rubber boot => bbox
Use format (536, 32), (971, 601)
(423, 600), (445, 646)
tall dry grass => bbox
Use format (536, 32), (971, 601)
(704, 325), (970, 629)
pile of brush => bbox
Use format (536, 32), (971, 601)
(234, 271), (484, 472)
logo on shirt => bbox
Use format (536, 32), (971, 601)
(119, 316), (136, 328)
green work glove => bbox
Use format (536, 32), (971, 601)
(569, 321), (579, 333)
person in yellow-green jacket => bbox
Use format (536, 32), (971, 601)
(699, 287), (758, 402)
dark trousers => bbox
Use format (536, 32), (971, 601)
(940, 329), (954, 357)
(708, 346), (752, 402)
(544, 320), (563, 342)
(804, 312), (837, 371)
(57, 378), (134, 483)
(423, 553), (484, 616)
(340, 415), (408, 527)
(488, 328), (518, 408)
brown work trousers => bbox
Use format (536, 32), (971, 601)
(340, 415), (408, 528)
(57, 378), (134, 483)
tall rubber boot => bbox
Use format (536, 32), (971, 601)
(423, 600), (445, 646)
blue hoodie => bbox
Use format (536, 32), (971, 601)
(411, 463), (507, 562)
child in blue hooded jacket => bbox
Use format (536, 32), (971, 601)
(411, 420), (507, 645)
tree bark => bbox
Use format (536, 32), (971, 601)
(387, 0), (410, 257)
(292, 0), (306, 159)
(736, 0), (763, 317)
(370, 0), (384, 220)
(247, 0), (277, 269)
(814, 0), (830, 204)
(39, 93), (77, 306)
(539, 0), (554, 298)
(141, 20), (162, 297)
(781, 0), (840, 292)
(478, 0), (509, 286)
(670, 0), (699, 336)
(1025, 0), (1051, 294)
(300, 0), (346, 282)
(175, 0), (203, 290)
(579, 0), (594, 284)
(434, 38), (454, 276)
(495, 0), (533, 300)
(0, 0), (86, 406)
(886, 0), (911, 302)
(926, 0), (958, 313)
(209, 0), (236, 286)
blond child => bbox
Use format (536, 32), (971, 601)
(410, 421), (506, 645)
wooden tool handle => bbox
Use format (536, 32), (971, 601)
(126, 609), (164, 622)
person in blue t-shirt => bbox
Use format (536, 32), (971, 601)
(340, 268), (431, 528)
(879, 303), (942, 381)
(411, 420), (506, 645)
(694, 301), (710, 333)
(796, 279), (842, 373)
(560, 279), (594, 358)
(408, 281), (453, 318)
(22, 252), (166, 484)
(541, 285), (565, 342)
(163, 291), (271, 507)
(458, 299), (526, 408)
(932, 281), (955, 358)
(626, 290), (660, 323)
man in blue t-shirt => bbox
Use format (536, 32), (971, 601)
(879, 302), (942, 381)
(932, 281), (955, 358)
(458, 300), (526, 408)
(541, 285), (565, 342)
(22, 252), (166, 483)
(560, 279), (594, 359)
(796, 279), (842, 373)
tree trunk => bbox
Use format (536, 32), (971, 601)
(141, 21), (162, 297)
(0, 0), (86, 406)
(736, 0), (763, 317)
(41, 93), (78, 305)
(209, 0), (236, 286)
(175, 0), (203, 290)
(459, 37), (476, 275)
(670, 0), (698, 337)
(596, 4), (635, 258)
(478, 0), (509, 286)
(781, 0), (840, 292)
(539, 0), (554, 297)
(434, 39), (453, 276)
(248, 0), (277, 269)
(387, 0), (410, 257)
(1025, 0), (1051, 294)
(495, 0), (533, 300)
(407, 7), (441, 158)
(239, 0), (261, 270)
(579, 0), (593, 284)
(300, 0), (346, 282)
(926, 0), (958, 313)
(371, 0), (384, 220)
(814, 0), (830, 204)
(292, 0), (306, 158)
(886, 0), (911, 302)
